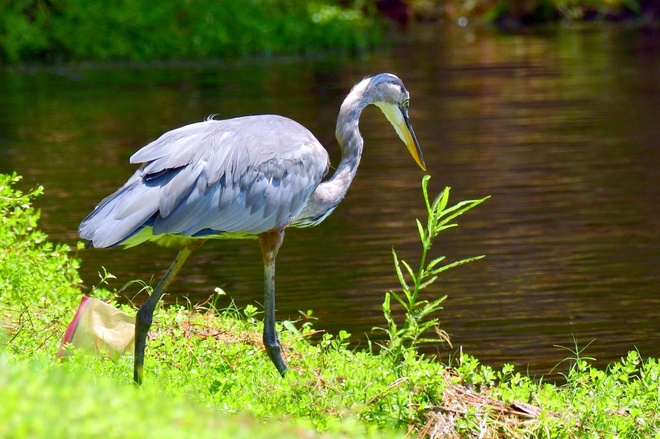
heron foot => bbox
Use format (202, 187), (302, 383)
(134, 299), (156, 385)
(263, 333), (289, 377)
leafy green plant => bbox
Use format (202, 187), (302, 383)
(0, 173), (83, 360)
(550, 335), (597, 379)
(376, 176), (489, 359)
(0, 173), (81, 310)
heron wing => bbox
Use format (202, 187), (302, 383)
(79, 115), (329, 248)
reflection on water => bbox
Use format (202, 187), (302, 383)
(1, 24), (658, 377)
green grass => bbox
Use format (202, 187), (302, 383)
(1, 172), (659, 438)
(0, 353), (400, 439)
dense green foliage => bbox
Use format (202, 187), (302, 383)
(0, 173), (82, 354)
(0, 0), (381, 63)
(1, 172), (658, 437)
(0, 173), (80, 307)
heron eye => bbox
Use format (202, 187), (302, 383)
(402, 99), (410, 108)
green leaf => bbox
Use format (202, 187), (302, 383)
(400, 259), (416, 286)
(432, 187), (450, 216)
(435, 224), (457, 234)
(417, 275), (438, 291)
(382, 291), (391, 314)
(430, 256), (485, 275)
(421, 175), (432, 213)
(416, 219), (426, 242)
(426, 255), (447, 273)
(282, 320), (299, 334)
(437, 196), (490, 228)
(417, 319), (440, 334)
(390, 290), (409, 310)
(418, 297), (447, 317)
(391, 248), (409, 292)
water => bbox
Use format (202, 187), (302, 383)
(1, 24), (658, 377)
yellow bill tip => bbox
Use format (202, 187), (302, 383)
(376, 102), (427, 171)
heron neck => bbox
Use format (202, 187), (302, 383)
(328, 95), (369, 193)
(291, 93), (369, 228)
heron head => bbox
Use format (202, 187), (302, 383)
(369, 74), (426, 171)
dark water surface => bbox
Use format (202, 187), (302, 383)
(1, 24), (658, 377)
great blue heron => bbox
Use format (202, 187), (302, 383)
(79, 73), (426, 384)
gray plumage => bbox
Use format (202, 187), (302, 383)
(80, 115), (328, 247)
(79, 72), (426, 383)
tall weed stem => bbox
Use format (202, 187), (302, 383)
(377, 175), (489, 361)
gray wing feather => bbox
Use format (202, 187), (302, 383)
(79, 166), (181, 247)
(80, 115), (329, 248)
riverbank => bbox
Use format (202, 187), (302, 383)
(1, 173), (658, 437)
(5, 306), (657, 438)
(0, 1), (381, 64)
(2, 0), (657, 65)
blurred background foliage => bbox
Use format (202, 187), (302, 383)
(405, 0), (649, 25)
(0, 0), (382, 63)
(0, 0), (655, 63)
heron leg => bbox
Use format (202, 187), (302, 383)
(133, 241), (204, 384)
(259, 229), (288, 376)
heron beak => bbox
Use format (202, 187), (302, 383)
(399, 105), (426, 171)
(376, 102), (426, 171)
